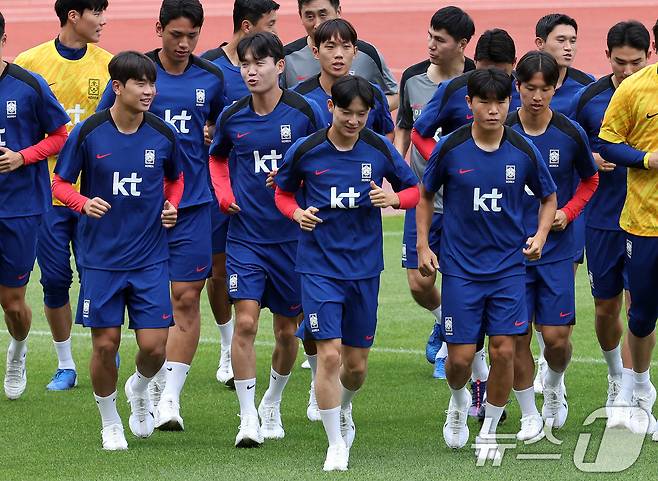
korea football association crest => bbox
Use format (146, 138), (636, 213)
(443, 316), (453, 336)
(505, 164), (516, 184)
(361, 163), (372, 182)
(280, 124), (292, 143)
(229, 274), (238, 292)
(195, 89), (206, 107)
(6, 100), (16, 119)
(144, 150), (155, 168)
(309, 313), (319, 331)
(88, 79), (101, 99)
(549, 149), (560, 168)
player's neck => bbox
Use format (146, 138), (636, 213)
(327, 126), (358, 151)
(251, 87), (283, 115)
(318, 72), (338, 94)
(471, 123), (504, 152)
(427, 56), (465, 83)
(223, 35), (241, 65)
(611, 74), (621, 89)
(58, 27), (89, 50)
(158, 49), (189, 75)
(556, 66), (568, 89)
(518, 107), (552, 136)
(0, 61), (6, 77)
(109, 105), (144, 134)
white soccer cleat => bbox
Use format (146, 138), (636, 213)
(323, 442), (349, 472)
(4, 351), (27, 400)
(542, 386), (568, 429)
(258, 400), (285, 439)
(340, 404), (356, 449)
(307, 382), (321, 422)
(124, 375), (155, 438)
(148, 368), (166, 408)
(155, 396), (184, 431)
(606, 394), (634, 430)
(606, 375), (622, 418)
(235, 413), (264, 447)
(474, 435), (502, 462)
(101, 423), (128, 451)
(629, 384), (657, 435)
(516, 413), (545, 442)
(443, 395), (470, 449)
(533, 358), (546, 395)
(215, 346), (234, 386)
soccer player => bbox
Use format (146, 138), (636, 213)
(570, 21), (652, 424)
(598, 24), (658, 437)
(13, 0), (113, 391)
(98, 0), (226, 430)
(0, 12), (70, 400)
(209, 32), (324, 447)
(418, 68), (557, 459)
(52, 51), (184, 450)
(506, 51), (598, 437)
(274, 75), (419, 471)
(395, 6), (475, 380)
(283, 0), (399, 110)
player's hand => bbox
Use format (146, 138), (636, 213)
(293, 206), (322, 232)
(203, 125), (212, 146)
(161, 200), (177, 228)
(417, 244), (439, 277)
(223, 202), (241, 215)
(219, 195), (241, 215)
(648, 152), (658, 170)
(551, 209), (569, 231)
(266, 169), (278, 189)
(593, 152), (616, 172)
(83, 197), (111, 218)
(523, 235), (546, 261)
(0, 147), (25, 173)
(369, 181), (399, 208)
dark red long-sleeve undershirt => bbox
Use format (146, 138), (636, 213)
(562, 173), (599, 222)
(209, 154), (235, 213)
(411, 128), (437, 161)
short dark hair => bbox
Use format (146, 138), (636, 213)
(313, 18), (357, 48)
(109, 51), (157, 86)
(232, 0), (280, 33)
(515, 51), (559, 87)
(430, 6), (475, 42)
(467, 68), (512, 101)
(607, 21), (650, 54)
(237, 32), (284, 63)
(54, 0), (108, 27)
(474, 29), (516, 64)
(0, 11), (5, 37)
(297, 0), (340, 14)
(536, 13), (578, 40)
(331, 75), (375, 109)
(159, 0), (204, 29)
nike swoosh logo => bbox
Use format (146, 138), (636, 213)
(162, 314), (172, 320)
(514, 320), (527, 327)
(247, 384), (255, 390)
(17, 273), (29, 280)
(195, 265), (208, 273)
(290, 304), (302, 310)
(559, 311), (573, 318)
(167, 367), (173, 371)
(314, 169), (330, 176)
(466, 114), (474, 120)
(459, 169), (474, 174)
(271, 375), (277, 380)
(237, 132), (250, 139)
(48, 82), (57, 87)
(365, 335), (374, 341)
(96, 153), (111, 159)
(647, 112), (658, 119)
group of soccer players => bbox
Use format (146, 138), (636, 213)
(1, 0), (658, 472)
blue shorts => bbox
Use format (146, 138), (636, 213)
(441, 274), (528, 344)
(0, 215), (41, 288)
(167, 203), (212, 282)
(586, 227), (629, 299)
(297, 274), (380, 348)
(626, 234), (658, 338)
(210, 196), (229, 255)
(76, 261), (173, 330)
(526, 259), (575, 326)
(401, 208), (442, 269)
(573, 215), (585, 264)
(225, 238), (301, 317)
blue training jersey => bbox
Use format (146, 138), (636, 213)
(97, 50), (226, 209)
(54, 110), (182, 270)
(506, 110), (597, 265)
(209, 89), (325, 244)
(414, 70), (521, 139)
(0, 63), (70, 218)
(293, 75), (394, 135)
(424, 124), (556, 280)
(570, 74), (624, 231)
(201, 43), (250, 104)
(551, 66), (595, 115)
(275, 128), (418, 280)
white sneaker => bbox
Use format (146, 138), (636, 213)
(606, 394), (634, 429)
(323, 442), (349, 472)
(4, 350), (27, 400)
(340, 404), (356, 449)
(101, 423), (128, 450)
(235, 413), (264, 447)
(301, 359), (311, 369)
(474, 435), (502, 462)
(533, 358), (546, 395)
(542, 386), (568, 429)
(307, 382), (321, 422)
(148, 368), (166, 408)
(516, 413), (545, 442)
(216, 346), (234, 386)
(124, 375), (155, 438)
(155, 396), (184, 431)
(258, 400), (285, 439)
(606, 375), (622, 418)
(443, 395), (470, 449)
(629, 384), (657, 435)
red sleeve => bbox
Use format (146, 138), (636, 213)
(19, 126), (68, 165)
(209, 154), (235, 214)
(561, 173), (599, 222)
(411, 128), (437, 161)
(52, 174), (88, 214)
(396, 185), (420, 209)
(163, 173), (184, 209)
(274, 187), (300, 220)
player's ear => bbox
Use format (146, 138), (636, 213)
(327, 98), (335, 114)
(276, 58), (286, 74)
(156, 21), (164, 38)
(534, 37), (544, 50)
(465, 95), (473, 110)
(242, 19), (252, 34)
(67, 9), (80, 25)
(111, 79), (123, 96)
(458, 38), (468, 52)
(312, 46), (320, 59)
(0, 33), (6, 47)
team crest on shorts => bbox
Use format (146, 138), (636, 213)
(229, 274), (238, 291)
(361, 163), (372, 182)
(280, 124), (292, 143)
(6, 100), (16, 119)
(144, 150), (155, 167)
(88, 79), (100, 99)
(309, 313), (319, 331)
(83, 299), (90, 318)
(505, 165), (516, 183)
(196, 89), (206, 106)
(444, 316), (453, 335)
(549, 149), (560, 168)
(626, 239), (632, 258)
(402, 243), (407, 262)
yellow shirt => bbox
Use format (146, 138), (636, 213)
(600, 63), (658, 236)
(13, 41), (113, 205)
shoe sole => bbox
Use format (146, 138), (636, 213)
(156, 419), (184, 431)
(517, 429), (546, 443)
(262, 431), (285, 440)
(235, 437), (262, 448)
(4, 385), (26, 400)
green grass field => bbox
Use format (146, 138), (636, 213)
(0, 215), (655, 480)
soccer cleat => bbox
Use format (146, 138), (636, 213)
(323, 442), (349, 472)
(605, 375), (622, 417)
(46, 369), (77, 391)
(4, 351), (27, 400)
(534, 358), (546, 394)
(258, 400), (285, 439)
(469, 380), (486, 417)
(235, 413), (264, 447)
(474, 435), (502, 462)
(155, 396), (184, 431)
(606, 394), (634, 429)
(215, 346), (234, 388)
(124, 375), (155, 438)
(425, 322), (443, 364)
(433, 357), (447, 379)
(101, 423), (128, 451)
(148, 368), (166, 408)
(443, 395), (470, 449)
(307, 382), (321, 422)
(629, 384), (657, 435)
(516, 413), (545, 442)
(340, 404), (356, 449)
(542, 386), (568, 429)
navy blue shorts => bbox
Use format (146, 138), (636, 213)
(297, 274), (380, 348)
(441, 274), (528, 344)
(167, 203), (212, 282)
(586, 227), (629, 299)
(526, 259), (575, 326)
(573, 215), (586, 264)
(210, 196), (229, 255)
(0, 215), (41, 288)
(401, 208), (442, 269)
(626, 234), (658, 338)
(225, 238), (301, 317)
(76, 261), (174, 330)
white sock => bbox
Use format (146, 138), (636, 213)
(471, 348), (489, 382)
(262, 367), (290, 405)
(131, 369), (153, 394)
(218, 319), (233, 349)
(234, 378), (257, 417)
(436, 343), (448, 359)
(602, 345), (623, 378)
(449, 385), (470, 409)
(8, 336), (27, 362)
(341, 384), (357, 410)
(633, 369), (651, 393)
(94, 391), (122, 428)
(307, 354), (318, 381)
(535, 331), (546, 360)
(161, 361), (189, 401)
(431, 305), (442, 323)
(620, 367), (634, 401)
(544, 366), (564, 389)
(514, 387), (539, 417)
(479, 402), (504, 437)
(319, 406), (343, 446)
(53, 337), (75, 370)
